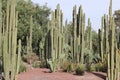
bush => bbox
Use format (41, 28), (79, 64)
(86, 64), (96, 72)
(33, 61), (40, 68)
(22, 54), (28, 62)
(22, 54), (39, 64)
(19, 62), (27, 73)
(90, 64), (96, 71)
(75, 64), (86, 75)
(61, 62), (76, 72)
(66, 63), (76, 72)
(40, 60), (47, 68)
(95, 62), (107, 72)
(46, 59), (58, 72)
(61, 61), (69, 72)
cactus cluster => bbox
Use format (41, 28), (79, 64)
(0, 0), (22, 80)
(44, 4), (64, 62)
(98, 0), (120, 80)
(0, 0), (117, 80)
(43, 4), (93, 71)
(42, 1), (120, 80)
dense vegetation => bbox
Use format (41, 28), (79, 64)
(0, 0), (119, 80)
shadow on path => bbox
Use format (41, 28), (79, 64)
(92, 72), (106, 80)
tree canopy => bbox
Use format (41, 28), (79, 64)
(16, 0), (51, 53)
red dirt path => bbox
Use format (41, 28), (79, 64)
(18, 68), (106, 80)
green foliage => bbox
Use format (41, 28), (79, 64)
(40, 60), (47, 68)
(33, 61), (40, 68)
(16, 0), (51, 53)
(61, 62), (76, 72)
(19, 62), (27, 73)
(22, 54), (38, 64)
(92, 30), (99, 54)
(22, 54), (28, 62)
(66, 63), (75, 72)
(46, 59), (59, 72)
(75, 64), (86, 75)
(114, 10), (120, 27)
(86, 64), (96, 72)
(95, 62), (107, 72)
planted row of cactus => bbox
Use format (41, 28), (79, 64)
(98, 0), (120, 80)
(45, 4), (64, 62)
(43, 4), (94, 72)
(72, 5), (92, 64)
(42, 3), (119, 80)
(0, 0), (22, 80)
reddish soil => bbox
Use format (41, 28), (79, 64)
(18, 68), (106, 80)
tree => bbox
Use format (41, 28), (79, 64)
(16, 0), (51, 53)
(114, 10), (120, 49)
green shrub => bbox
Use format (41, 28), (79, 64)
(95, 62), (107, 72)
(22, 54), (28, 62)
(19, 62), (27, 73)
(90, 64), (96, 71)
(22, 54), (39, 64)
(46, 59), (58, 72)
(61, 61), (69, 72)
(61, 62), (76, 72)
(33, 61), (40, 68)
(75, 64), (86, 75)
(86, 64), (96, 72)
(40, 60), (47, 68)
(66, 63), (76, 72)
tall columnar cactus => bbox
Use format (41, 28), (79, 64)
(26, 36), (29, 54)
(0, 0), (2, 57)
(106, 0), (119, 80)
(100, 16), (104, 62)
(44, 4), (66, 72)
(26, 16), (33, 55)
(80, 13), (85, 64)
(2, 0), (22, 80)
(15, 39), (21, 80)
(29, 16), (33, 54)
(51, 11), (54, 60)
(86, 18), (92, 51)
(71, 5), (86, 63)
(73, 5), (77, 62)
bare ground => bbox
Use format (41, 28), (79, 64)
(18, 67), (106, 80)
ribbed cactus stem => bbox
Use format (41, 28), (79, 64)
(0, 0), (2, 56)
(109, 0), (112, 30)
(51, 12), (54, 60)
(2, 0), (21, 80)
(29, 16), (33, 54)
(110, 17), (115, 80)
(101, 17), (104, 62)
(87, 18), (92, 51)
(73, 5), (77, 61)
(16, 39), (21, 75)
(81, 13), (85, 64)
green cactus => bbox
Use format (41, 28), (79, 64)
(106, 0), (119, 80)
(29, 16), (33, 54)
(2, 0), (22, 80)
(0, 0), (2, 57)
(73, 5), (77, 62)
(80, 13), (85, 64)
